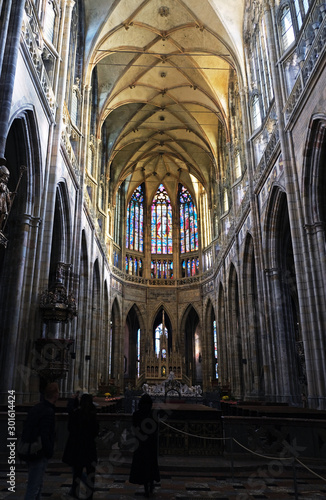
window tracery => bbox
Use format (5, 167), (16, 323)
(126, 184), (144, 253)
(179, 185), (198, 253)
(151, 184), (172, 254)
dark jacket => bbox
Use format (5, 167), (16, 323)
(21, 399), (56, 459)
(129, 408), (160, 485)
(62, 407), (99, 467)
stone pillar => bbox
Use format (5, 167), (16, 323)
(262, 0), (320, 406)
(0, 0), (25, 158)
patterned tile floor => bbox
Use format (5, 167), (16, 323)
(1, 455), (326, 499)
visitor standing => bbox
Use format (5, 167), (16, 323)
(22, 382), (60, 499)
(129, 394), (160, 497)
(62, 393), (99, 499)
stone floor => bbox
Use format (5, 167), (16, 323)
(1, 454), (326, 499)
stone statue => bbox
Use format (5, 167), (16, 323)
(0, 164), (13, 231)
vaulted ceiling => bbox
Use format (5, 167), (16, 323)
(83, 0), (246, 204)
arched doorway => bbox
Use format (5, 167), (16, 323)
(125, 305), (141, 388)
(228, 264), (244, 399)
(0, 112), (41, 400)
(183, 306), (201, 385)
(265, 187), (303, 404)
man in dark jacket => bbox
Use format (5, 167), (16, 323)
(23, 382), (59, 499)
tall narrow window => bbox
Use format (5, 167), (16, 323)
(137, 328), (141, 377)
(151, 184), (172, 254)
(126, 184), (144, 252)
(280, 5), (295, 51)
(155, 323), (168, 356)
(294, 0), (303, 29)
(261, 20), (274, 101)
(223, 188), (229, 213)
(109, 321), (113, 377)
(44, 0), (56, 44)
(213, 320), (218, 379)
(235, 151), (241, 179)
(302, 0), (309, 14)
(179, 185), (198, 253)
(114, 186), (122, 247)
(88, 146), (94, 177)
(71, 89), (78, 125)
(252, 94), (262, 130)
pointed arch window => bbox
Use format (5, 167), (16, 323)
(252, 94), (262, 130)
(155, 323), (168, 356)
(280, 5), (295, 51)
(126, 184), (144, 252)
(44, 0), (56, 44)
(151, 184), (172, 254)
(179, 185), (198, 253)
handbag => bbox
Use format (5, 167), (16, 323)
(17, 435), (43, 461)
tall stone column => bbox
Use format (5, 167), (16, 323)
(0, 0), (25, 159)
(262, 0), (321, 406)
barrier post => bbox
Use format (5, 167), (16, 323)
(230, 437), (234, 482)
(292, 461), (299, 500)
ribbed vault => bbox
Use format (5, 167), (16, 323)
(84, 0), (245, 203)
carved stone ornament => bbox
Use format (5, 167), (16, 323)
(34, 338), (74, 381)
(40, 279), (77, 323)
(159, 6), (169, 17)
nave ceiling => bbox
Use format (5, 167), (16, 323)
(82, 0), (246, 204)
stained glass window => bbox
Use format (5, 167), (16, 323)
(179, 185), (198, 253)
(181, 258), (199, 277)
(126, 184), (144, 252)
(151, 184), (172, 254)
(155, 323), (168, 356)
(151, 259), (173, 279)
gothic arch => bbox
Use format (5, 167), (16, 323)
(241, 232), (263, 399)
(111, 297), (122, 385)
(227, 263), (244, 399)
(101, 280), (110, 386)
(151, 303), (174, 336)
(0, 110), (42, 396)
(204, 299), (218, 387)
(89, 259), (101, 392)
(217, 282), (228, 390)
(302, 115), (326, 226)
(264, 186), (303, 404)
(49, 181), (72, 284)
(180, 304), (201, 385)
(125, 304), (143, 385)
(74, 230), (89, 392)
(152, 305), (173, 355)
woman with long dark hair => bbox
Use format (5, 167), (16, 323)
(63, 393), (99, 499)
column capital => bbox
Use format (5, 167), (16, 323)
(262, 0), (274, 12)
(264, 267), (280, 277)
(65, 0), (76, 10)
(304, 222), (325, 234)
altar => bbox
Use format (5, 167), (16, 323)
(142, 371), (202, 399)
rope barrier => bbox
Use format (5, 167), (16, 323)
(160, 419), (228, 440)
(159, 419), (326, 482)
(232, 438), (293, 461)
(294, 458), (326, 482)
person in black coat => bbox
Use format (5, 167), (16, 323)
(63, 393), (99, 499)
(22, 382), (59, 499)
(129, 394), (160, 497)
